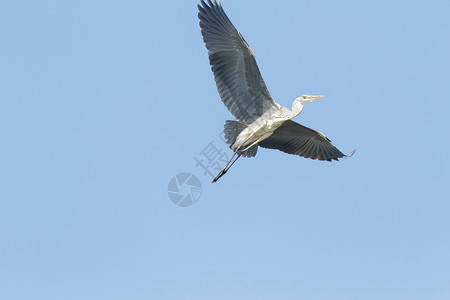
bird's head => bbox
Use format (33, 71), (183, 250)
(295, 95), (325, 104)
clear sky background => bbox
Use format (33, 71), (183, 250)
(1, 0), (449, 299)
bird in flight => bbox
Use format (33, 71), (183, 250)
(198, 0), (354, 183)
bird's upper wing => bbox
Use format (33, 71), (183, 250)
(198, 0), (278, 124)
(259, 120), (350, 161)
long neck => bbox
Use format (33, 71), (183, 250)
(290, 100), (304, 118)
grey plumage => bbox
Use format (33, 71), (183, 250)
(198, 0), (276, 123)
(198, 0), (354, 182)
(259, 120), (346, 161)
(224, 120), (258, 157)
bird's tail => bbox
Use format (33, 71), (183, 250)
(223, 120), (258, 157)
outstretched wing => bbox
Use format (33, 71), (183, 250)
(198, 0), (278, 124)
(259, 120), (352, 161)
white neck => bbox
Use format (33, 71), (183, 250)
(290, 100), (304, 118)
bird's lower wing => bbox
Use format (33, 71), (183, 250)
(258, 120), (347, 161)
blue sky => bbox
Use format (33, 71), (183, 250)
(1, 0), (449, 299)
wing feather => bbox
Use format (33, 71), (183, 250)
(198, 0), (277, 123)
(259, 120), (348, 161)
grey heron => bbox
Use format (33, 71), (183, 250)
(198, 0), (354, 183)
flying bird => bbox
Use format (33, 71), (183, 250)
(198, 0), (354, 182)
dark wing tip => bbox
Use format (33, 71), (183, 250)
(198, 0), (220, 10)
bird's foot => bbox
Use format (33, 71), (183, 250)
(344, 149), (356, 158)
(212, 169), (227, 183)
